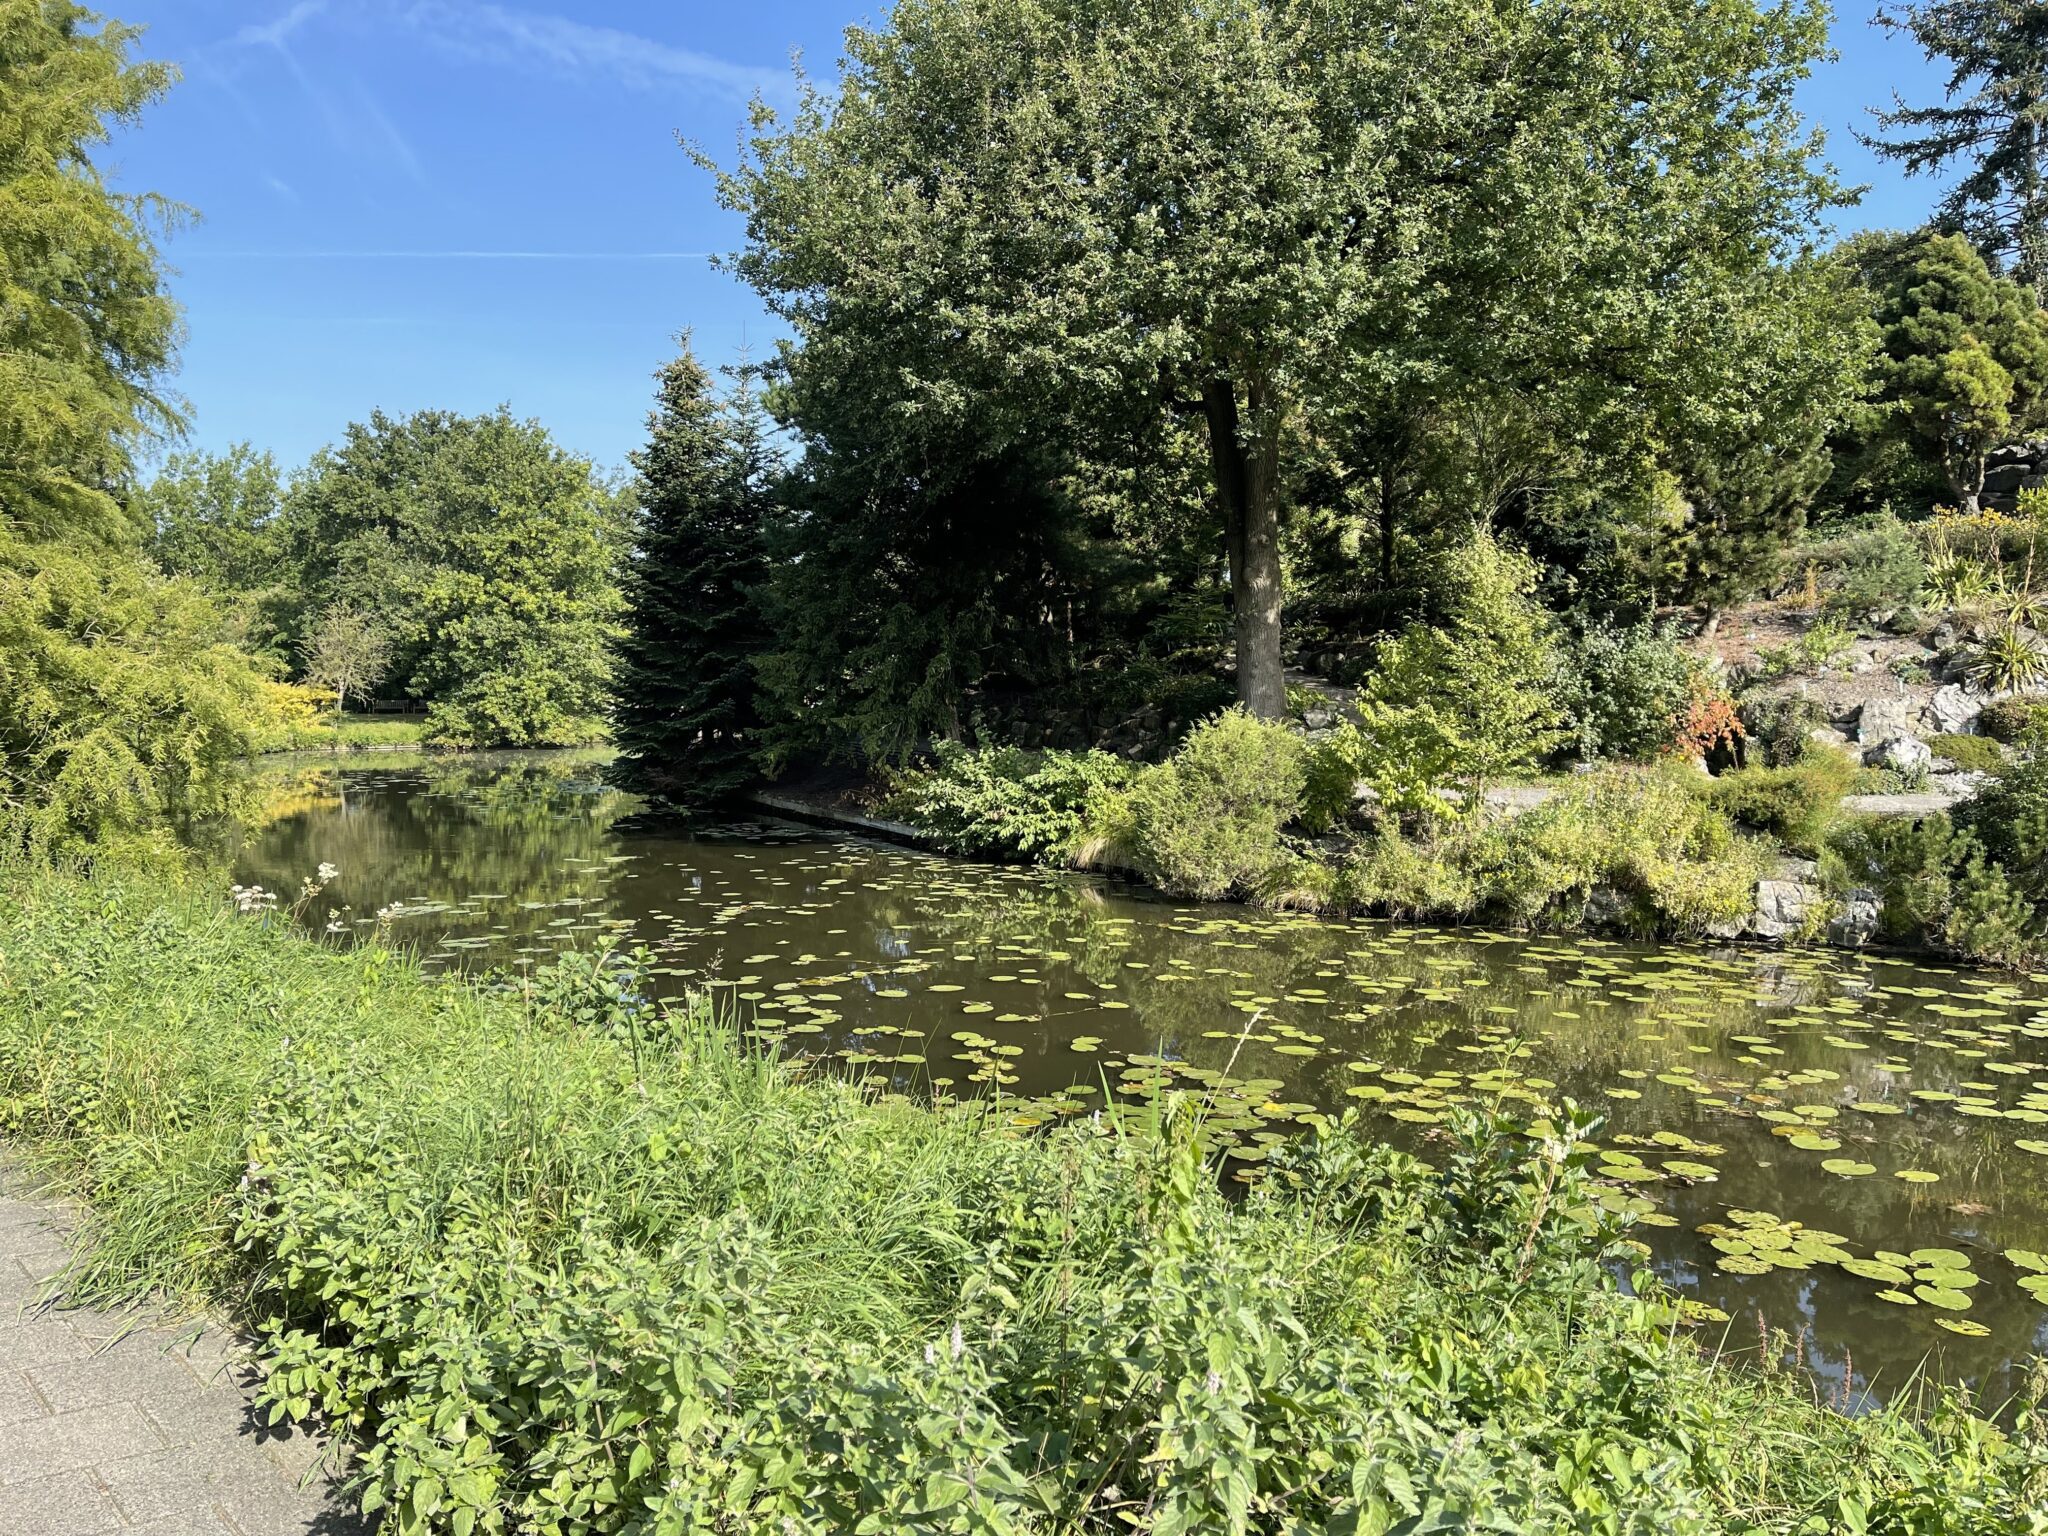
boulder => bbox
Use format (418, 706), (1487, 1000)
(1865, 735), (1934, 773)
(1925, 683), (1984, 735)
(1751, 878), (1817, 940)
(1984, 462), (2031, 497)
(1856, 697), (1919, 744)
(1805, 726), (1858, 763)
(1828, 887), (1881, 948)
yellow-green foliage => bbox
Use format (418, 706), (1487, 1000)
(1265, 770), (1768, 937)
(0, 531), (280, 854)
(1705, 747), (1857, 852)
(1121, 710), (1305, 899)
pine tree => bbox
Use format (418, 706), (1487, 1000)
(1867, 0), (2048, 300)
(607, 345), (776, 805)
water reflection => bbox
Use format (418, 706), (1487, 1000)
(234, 753), (2048, 1405)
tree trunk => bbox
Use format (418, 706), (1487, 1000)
(1947, 451), (1985, 515)
(1378, 460), (1397, 585)
(1202, 374), (1287, 720)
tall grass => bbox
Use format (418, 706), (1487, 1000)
(2, 861), (2045, 1533)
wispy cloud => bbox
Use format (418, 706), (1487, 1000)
(188, 249), (714, 260)
(231, 0), (327, 51)
(263, 175), (300, 202)
(402, 2), (789, 105)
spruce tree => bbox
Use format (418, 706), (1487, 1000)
(607, 345), (776, 805)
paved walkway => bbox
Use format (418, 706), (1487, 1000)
(0, 1166), (370, 1536)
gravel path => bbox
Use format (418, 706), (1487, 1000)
(0, 1163), (369, 1536)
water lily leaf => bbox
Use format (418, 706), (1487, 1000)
(1716, 1253), (1773, 1275)
(1840, 1258), (1911, 1284)
(1820, 1158), (1876, 1177)
(1893, 1169), (1940, 1183)
(1875, 1289), (1917, 1305)
(2004, 1249), (2048, 1273)
(1910, 1248), (1972, 1269)
(1935, 1318), (1992, 1337)
(1913, 1285), (1973, 1311)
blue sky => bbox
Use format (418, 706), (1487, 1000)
(112, 1), (1954, 476)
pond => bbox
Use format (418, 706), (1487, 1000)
(234, 751), (2048, 1407)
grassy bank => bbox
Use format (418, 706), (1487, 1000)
(1, 864), (2045, 1533)
(256, 713), (433, 754)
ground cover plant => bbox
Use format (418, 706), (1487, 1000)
(5, 867), (2047, 1533)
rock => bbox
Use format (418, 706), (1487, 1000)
(1583, 885), (1634, 932)
(1828, 887), (1880, 947)
(1925, 683), (1984, 735)
(1865, 735), (1934, 773)
(1751, 877), (1817, 940)
(1805, 726), (1857, 763)
(1984, 462), (2031, 497)
(1856, 697), (1919, 744)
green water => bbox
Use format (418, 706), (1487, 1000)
(235, 751), (2048, 1405)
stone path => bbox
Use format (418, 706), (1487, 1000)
(0, 1165), (370, 1536)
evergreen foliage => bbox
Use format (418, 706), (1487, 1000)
(0, 0), (183, 545)
(0, 3), (280, 852)
(1349, 531), (1567, 813)
(1872, 233), (2048, 511)
(1868, 0), (2048, 298)
(608, 347), (777, 805)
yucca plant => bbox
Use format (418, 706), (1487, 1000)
(1927, 553), (1997, 616)
(1968, 621), (2048, 693)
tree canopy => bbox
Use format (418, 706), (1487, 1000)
(717, 0), (1853, 720)
(276, 408), (627, 746)
(0, 0), (183, 547)
(1868, 0), (2048, 299)
(1872, 231), (2048, 511)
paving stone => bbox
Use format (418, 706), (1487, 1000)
(123, 1515), (239, 1536)
(28, 1342), (217, 1416)
(0, 1366), (50, 1425)
(0, 1164), (363, 1532)
(0, 1399), (165, 1483)
(0, 1315), (96, 1368)
(0, 1467), (125, 1536)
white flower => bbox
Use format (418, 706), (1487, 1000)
(316, 862), (339, 881)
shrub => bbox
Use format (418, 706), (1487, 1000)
(1478, 769), (1770, 935)
(1705, 748), (1857, 852)
(1735, 694), (1832, 768)
(1, 531), (283, 856)
(1976, 696), (2048, 745)
(1353, 531), (1566, 808)
(1826, 810), (2044, 967)
(1801, 516), (1927, 621)
(1557, 622), (1694, 761)
(1928, 733), (2006, 775)
(1953, 756), (2048, 908)
(882, 742), (1137, 862)
(1824, 815), (1968, 944)
(1122, 709), (1304, 899)
(1671, 672), (1746, 762)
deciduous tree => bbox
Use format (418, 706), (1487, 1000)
(715, 0), (1846, 720)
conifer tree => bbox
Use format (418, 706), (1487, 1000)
(607, 345), (776, 805)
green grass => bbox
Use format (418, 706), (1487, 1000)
(2, 860), (2045, 1533)
(255, 714), (431, 754)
